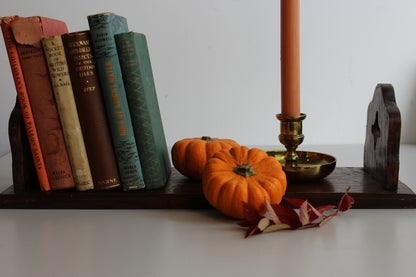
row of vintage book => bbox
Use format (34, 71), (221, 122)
(0, 12), (172, 192)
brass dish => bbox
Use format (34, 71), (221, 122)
(267, 150), (336, 182)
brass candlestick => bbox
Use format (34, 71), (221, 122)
(267, 113), (336, 183)
(277, 113), (306, 162)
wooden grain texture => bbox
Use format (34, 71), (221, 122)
(0, 167), (415, 209)
(285, 167), (415, 208)
(364, 84), (401, 191)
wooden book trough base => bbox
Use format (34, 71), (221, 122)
(0, 84), (415, 209)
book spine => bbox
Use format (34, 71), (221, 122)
(10, 16), (74, 190)
(42, 35), (94, 191)
(87, 13), (145, 190)
(115, 32), (171, 190)
(62, 31), (121, 190)
(1, 16), (50, 191)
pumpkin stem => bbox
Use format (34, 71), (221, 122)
(201, 136), (214, 141)
(234, 163), (256, 177)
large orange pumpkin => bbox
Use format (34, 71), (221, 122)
(171, 136), (239, 180)
(202, 146), (287, 219)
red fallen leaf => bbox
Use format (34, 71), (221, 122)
(264, 197), (280, 224)
(245, 226), (262, 238)
(306, 200), (325, 224)
(238, 202), (262, 227)
(286, 198), (326, 223)
(270, 203), (301, 228)
(238, 187), (354, 237)
(285, 199), (337, 213)
(299, 200), (313, 225)
(309, 205), (336, 222)
(284, 198), (306, 208)
(314, 189), (354, 228)
(262, 222), (292, 233)
(238, 202), (264, 238)
(285, 198), (334, 223)
(257, 217), (272, 231)
(338, 187), (355, 212)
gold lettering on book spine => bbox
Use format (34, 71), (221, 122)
(105, 61), (126, 137)
(66, 40), (96, 90)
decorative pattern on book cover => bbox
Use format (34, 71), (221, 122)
(1, 15), (50, 191)
(62, 31), (121, 190)
(88, 13), (145, 190)
(10, 16), (74, 190)
(115, 32), (171, 189)
(42, 35), (94, 191)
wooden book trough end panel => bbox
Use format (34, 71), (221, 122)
(8, 97), (40, 193)
(364, 83), (401, 191)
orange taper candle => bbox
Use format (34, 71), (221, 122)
(281, 0), (300, 116)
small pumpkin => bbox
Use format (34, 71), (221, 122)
(202, 146), (287, 219)
(171, 136), (239, 180)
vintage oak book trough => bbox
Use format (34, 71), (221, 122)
(0, 84), (415, 209)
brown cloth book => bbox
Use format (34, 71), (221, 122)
(62, 31), (121, 190)
(10, 16), (74, 190)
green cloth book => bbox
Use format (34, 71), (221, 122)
(115, 32), (171, 189)
(87, 13), (145, 190)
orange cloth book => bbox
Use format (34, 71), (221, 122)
(9, 16), (74, 190)
(1, 15), (51, 190)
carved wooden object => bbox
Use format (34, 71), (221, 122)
(364, 83), (401, 191)
(8, 97), (39, 193)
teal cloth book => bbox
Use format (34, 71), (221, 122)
(87, 13), (145, 190)
(115, 32), (171, 190)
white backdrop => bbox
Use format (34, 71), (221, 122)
(1, 0), (415, 156)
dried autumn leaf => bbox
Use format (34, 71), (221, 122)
(238, 187), (354, 237)
(299, 201), (311, 226)
(284, 198), (306, 208)
(287, 198), (325, 224)
(238, 201), (262, 227)
(238, 202), (264, 238)
(271, 203), (301, 228)
(257, 217), (272, 231)
(263, 223), (292, 233)
(338, 187), (355, 212)
(264, 198), (281, 225)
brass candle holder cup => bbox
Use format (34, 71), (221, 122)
(267, 113), (336, 182)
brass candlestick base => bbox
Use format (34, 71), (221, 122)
(267, 113), (336, 182)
